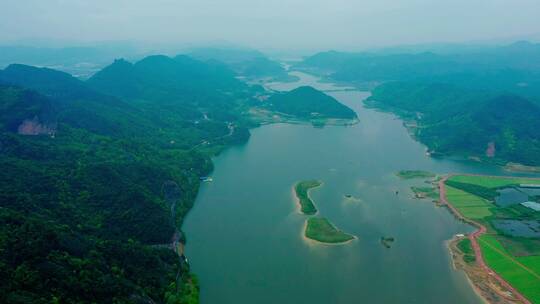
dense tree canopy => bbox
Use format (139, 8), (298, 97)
(0, 54), (257, 303)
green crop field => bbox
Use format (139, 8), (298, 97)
(445, 186), (493, 219)
(479, 235), (540, 303)
(444, 175), (540, 303)
(449, 175), (540, 189)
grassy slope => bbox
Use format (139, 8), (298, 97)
(305, 217), (354, 244)
(445, 175), (540, 303)
(295, 180), (321, 215)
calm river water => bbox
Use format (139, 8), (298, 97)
(184, 71), (525, 303)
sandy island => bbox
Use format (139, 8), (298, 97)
(302, 217), (357, 246)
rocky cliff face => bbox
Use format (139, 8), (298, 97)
(17, 116), (56, 136)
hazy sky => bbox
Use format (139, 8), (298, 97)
(1, 0), (540, 50)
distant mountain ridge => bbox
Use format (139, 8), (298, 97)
(297, 41), (540, 166)
(296, 41), (540, 97)
(188, 47), (293, 81)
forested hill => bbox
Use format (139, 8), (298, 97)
(0, 55), (256, 303)
(298, 41), (540, 166)
(267, 86), (357, 119)
(368, 82), (540, 165)
(0, 64), (108, 102)
(0, 64), (150, 137)
(87, 55), (243, 100)
(86, 54), (255, 135)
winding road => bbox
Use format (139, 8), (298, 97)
(439, 175), (532, 304)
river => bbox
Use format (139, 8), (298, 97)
(183, 71), (525, 303)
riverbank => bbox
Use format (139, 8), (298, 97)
(439, 175), (535, 304)
(504, 163), (540, 174)
(448, 236), (514, 304)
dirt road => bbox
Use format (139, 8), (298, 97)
(439, 175), (531, 304)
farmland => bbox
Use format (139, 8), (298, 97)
(443, 175), (540, 303)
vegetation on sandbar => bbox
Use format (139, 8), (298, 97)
(456, 238), (476, 264)
(295, 180), (322, 215)
(396, 170), (435, 179)
(411, 186), (439, 200)
(305, 217), (355, 244)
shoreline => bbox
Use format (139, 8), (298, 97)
(440, 175), (532, 304)
(292, 180), (323, 215)
(447, 236), (521, 304)
(292, 181), (357, 246)
(364, 100), (540, 174)
(186, 71), (535, 302)
(446, 237), (491, 304)
(300, 219), (357, 246)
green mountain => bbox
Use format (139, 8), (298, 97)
(368, 82), (540, 165)
(0, 64), (155, 137)
(86, 55), (254, 143)
(267, 86), (357, 119)
(0, 55), (255, 303)
(88, 55), (242, 100)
